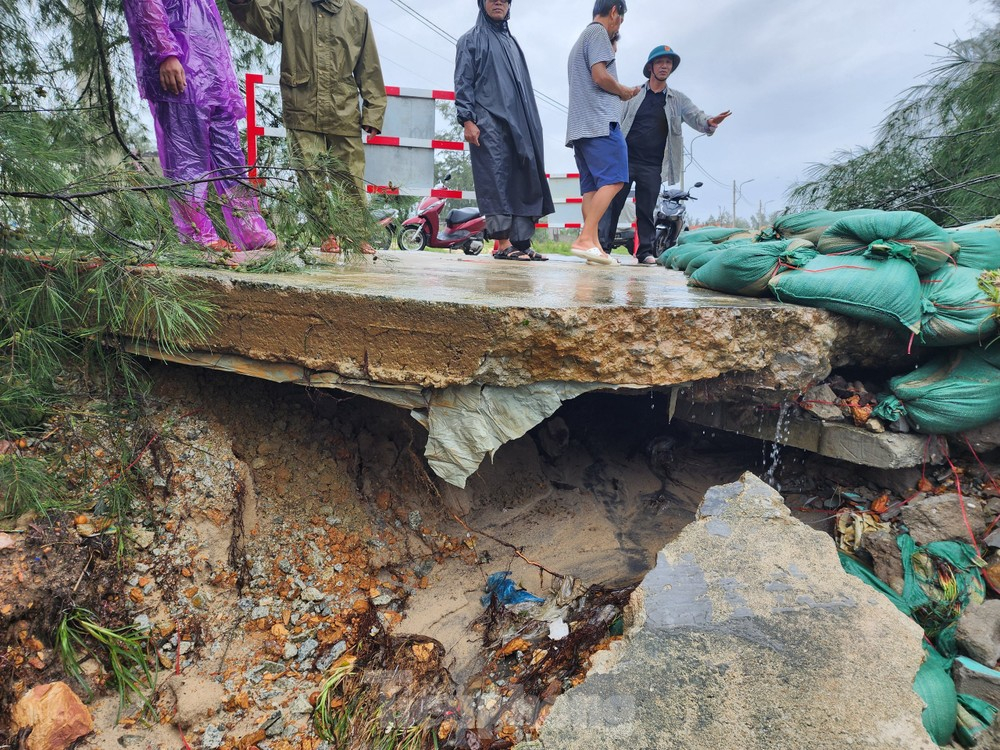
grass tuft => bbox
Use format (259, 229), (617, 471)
(55, 607), (157, 721)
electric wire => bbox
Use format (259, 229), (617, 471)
(385, 0), (569, 114)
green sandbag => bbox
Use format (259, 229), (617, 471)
(873, 345), (1000, 434)
(818, 210), (959, 276)
(840, 551), (972, 746)
(670, 241), (718, 271)
(684, 246), (730, 275)
(683, 239), (758, 275)
(949, 229), (1000, 271)
(762, 208), (882, 244)
(690, 239), (816, 296)
(675, 226), (753, 246)
(671, 238), (752, 271)
(920, 266), (1000, 346)
(768, 254), (924, 334)
(915, 644), (960, 746)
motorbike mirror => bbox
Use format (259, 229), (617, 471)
(693, 182), (704, 188)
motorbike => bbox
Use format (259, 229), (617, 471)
(397, 174), (486, 255)
(371, 207), (398, 252)
(652, 181), (703, 255)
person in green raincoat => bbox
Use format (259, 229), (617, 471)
(227, 0), (386, 251)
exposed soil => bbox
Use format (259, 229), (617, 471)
(2, 362), (997, 749)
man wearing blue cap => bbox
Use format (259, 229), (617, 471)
(600, 45), (730, 264)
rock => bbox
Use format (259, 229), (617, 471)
(316, 641), (347, 672)
(899, 493), (986, 545)
(263, 710), (285, 738)
(11, 682), (93, 750)
(132, 526), (155, 550)
(250, 606), (270, 620)
(538, 472), (935, 750)
(300, 587), (325, 602)
(201, 724), (224, 750)
(408, 510), (422, 531)
(953, 656), (1000, 710)
(283, 643), (298, 660)
(858, 530), (905, 595)
(960, 421), (1000, 453)
(290, 695), (313, 715)
(800, 384), (844, 422)
(865, 418), (885, 434)
(297, 639), (319, 661)
(956, 600), (1000, 667)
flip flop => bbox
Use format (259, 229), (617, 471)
(494, 247), (532, 261)
(569, 246), (614, 265)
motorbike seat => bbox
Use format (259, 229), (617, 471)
(447, 207), (481, 226)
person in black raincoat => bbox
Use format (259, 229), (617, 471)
(455, 0), (555, 261)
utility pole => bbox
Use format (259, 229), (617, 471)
(733, 178), (754, 226)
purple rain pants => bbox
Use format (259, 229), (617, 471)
(152, 100), (276, 250)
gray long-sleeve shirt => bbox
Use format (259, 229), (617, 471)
(620, 83), (716, 185)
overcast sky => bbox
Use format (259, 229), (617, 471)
(254, 1), (988, 221)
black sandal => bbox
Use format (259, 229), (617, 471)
(494, 246), (532, 261)
(525, 247), (549, 261)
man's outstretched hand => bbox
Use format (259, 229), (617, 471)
(707, 110), (732, 128)
(159, 56), (186, 95)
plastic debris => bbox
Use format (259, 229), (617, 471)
(480, 572), (544, 608)
(547, 619), (569, 641)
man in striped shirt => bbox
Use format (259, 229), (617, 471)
(565, 0), (640, 265)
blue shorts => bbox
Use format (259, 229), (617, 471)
(573, 123), (629, 194)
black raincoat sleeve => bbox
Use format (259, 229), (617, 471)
(454, 37), (477, 126)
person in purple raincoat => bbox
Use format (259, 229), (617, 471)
(123, 0), (276, 256)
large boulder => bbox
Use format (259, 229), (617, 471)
(11, 682), (93, 750)
(537, 473), (936, 750)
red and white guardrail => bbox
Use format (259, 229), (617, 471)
(244, 76), (634, 233)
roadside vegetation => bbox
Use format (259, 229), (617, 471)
(0, 0), (388, 724)
(792, 0), (1000, 225)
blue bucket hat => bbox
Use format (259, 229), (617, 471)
(643, 45), (680, 78)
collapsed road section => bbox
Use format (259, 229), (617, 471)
(126, 250), (930, 486)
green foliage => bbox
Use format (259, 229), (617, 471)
(55, 607), (157, 720)
(312, 655), (441, 750)
(0, 454), (65, 520)
(792, 2), (1000, 225)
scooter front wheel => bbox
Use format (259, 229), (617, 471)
(653, 230), (673, 256)
(397, 226), (427, 252)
